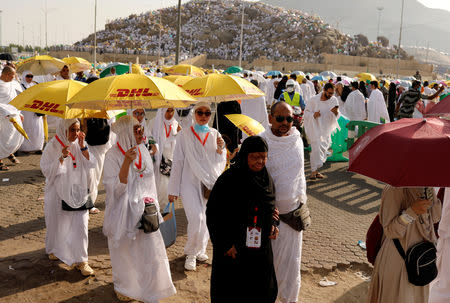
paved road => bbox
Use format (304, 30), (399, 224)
(0, 148), (382, 301)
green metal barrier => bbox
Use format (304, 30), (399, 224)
(346, 120), (380, 149)
(327, 115), (350, 162)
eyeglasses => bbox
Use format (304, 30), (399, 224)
(133, 111), (145, 117)
(196, 110), (211, 117)
(25, 75), (33, 78)
(275, 115), (294, 123)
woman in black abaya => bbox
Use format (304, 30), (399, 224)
(206, 136), (279, 303)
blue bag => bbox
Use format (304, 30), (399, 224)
(160, 202), (177, 248)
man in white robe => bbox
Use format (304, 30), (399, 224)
(19, 71), (45, 153)
(345, 81), (367, 121)
(305, 76), (316, 96)
(367, 81), (390, 123)
(168, 102), (226, 271)
(266, 76), (277, 107)
(260, 101), (307, 303)
(303, 83), (340, 179)
(240, 80), (269, 138)
(40, 119), (96, 276)
(0, 66), (19, 104)
(103, 115), (176, 302)
(55, 65), (71, 80)
(300, 78), (313, 103)
(429, 188), (450, 303)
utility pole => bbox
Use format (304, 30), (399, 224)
(158, 11), (162, 64)
(0, 10), (2, 47)
(376, 6), (384, 41)
(17, 21), (20, 46)
(425, 41), (430, 64)
(175, 0), (182, 64)
(396, 0), (405, 79)
(238, 2), (245, 67)
(93, 0), (97, 70)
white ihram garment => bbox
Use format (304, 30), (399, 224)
(345, 90), (366, 121)
(40, 119), (96, 266)
(240, 95), (269, 139)
(429, 188), (450, 303)
(367, 89), (390, 123)
(151, 108), (179, 211)
(0, 79), (19, 104)
(168, 127), (226, 256)
(260, 127), (306, 303)
(0, 103), (25, 158)
(103, 144), (176, 303)
(303, 93), (340, 171)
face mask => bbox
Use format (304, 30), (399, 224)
(194, 123), (210, 133)
(286, 86), (294, 93)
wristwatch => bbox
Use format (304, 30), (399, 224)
(80, 146), (88, 151)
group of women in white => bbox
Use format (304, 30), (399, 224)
(40, 98), (227, 302)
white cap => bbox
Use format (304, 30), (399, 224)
(286, 79), (296, 86)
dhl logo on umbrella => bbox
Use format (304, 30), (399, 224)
(109, 88), (160, 98)
(185, 88), (203, 96)
(24, 100), (64, 114)
(239, 123), (257, 136)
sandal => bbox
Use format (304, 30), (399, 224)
(89, 207), (100, 214)
(308, 174), (317, 181)
(316, 173), (325, 179)
(0, 163), (9, 171)
(7, 155), (20, 164)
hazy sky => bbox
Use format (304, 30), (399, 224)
(1, 0), (449, 47)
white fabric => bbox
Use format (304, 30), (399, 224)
(40, 120), (96, 266)
(174, 107), (194, 129)
(336, 95), (348, 117)
(168, 127), (226, 256)
(345, 89), (366, 121)
(300, 83), (312, 103)
(306, 80), (315, 96)
(103, 141), (176, 302)
(151, 108), (179, 210)
(18, 111), (44, 152)
(87, 143), (111, 203)
(20, 70), (36, 89)
(429, 188), (450, 303)
(0, 79), (18, 104)
(0, 103), (25, 158)
(266, 79), (277, 106)
(303, 93), (340, 172)
(260, 127), (306, 303)
(367, 89), (390, 123)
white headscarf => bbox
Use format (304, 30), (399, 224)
(193, 101), (211, 112)
(126, 108), (151, 141)
(20, 70), (35, 89)
(55, 118), (91, 209)
(111, 115), (139, 151)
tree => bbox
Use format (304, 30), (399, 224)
(355, 34), (369, 47)
(377, 36), (389, 47)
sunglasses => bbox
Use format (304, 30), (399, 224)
(25, 75), (33, 78)
(275, 115), (294, 123)
(196, 110), (211, 117)
(133, 111), (145, 117)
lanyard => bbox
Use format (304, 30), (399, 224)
(190, 126), (209, 146)
(117, 142), (143, 177)
(55, 135), (76, 168)
(164, 123), (172, 138)
(253, 207), (258, 227)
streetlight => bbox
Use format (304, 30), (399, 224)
(175, 0), (181, 64)
(376, 6), (384, 40)
(93, 0), (97, 70)
(238, 2), (245, 68)
(396, 0), (405, 79)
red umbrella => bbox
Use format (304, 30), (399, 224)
(348, 118), (450, 187)
(425, 94), (450, 117)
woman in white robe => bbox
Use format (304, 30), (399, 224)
(40, 119), (96, 276)
(128, 109), (157, 156)
(303, 85), (340, 179)
(168, 102), (227, 271)
(103, 115), (176, 302)
(19, 71), (45, 153)
(151, 108), (179, 211)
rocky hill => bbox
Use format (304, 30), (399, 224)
(75, 0), (408, 63)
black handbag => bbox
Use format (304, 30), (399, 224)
(139, 203), (160, 233)
(61, 196), (94, 211)
(393, 239), (437, 286)
(279, 203), (311, 231)
(159, 155), (172, 176)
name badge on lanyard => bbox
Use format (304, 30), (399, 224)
(246, 207), (261, 249)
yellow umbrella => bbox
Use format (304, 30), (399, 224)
(163, 75), (194, 87)
(225, 114), (265, 136)
(67, 73), (197, 110)
(9, 80), (112, 119)
(62, 57), (91, 73)
(163, 64), (205, 77)
(357, 73), (377, 82)
(17, 55), (66, 76)
(182, 73), (265, 102)
(9, 117), (29, 140)
(131, 64), (145, 75)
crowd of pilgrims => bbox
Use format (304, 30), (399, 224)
(1, 61), (450, 303)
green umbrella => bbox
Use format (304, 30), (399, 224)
(99, 63), (130, 78)
(224, 66), (243, 74)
